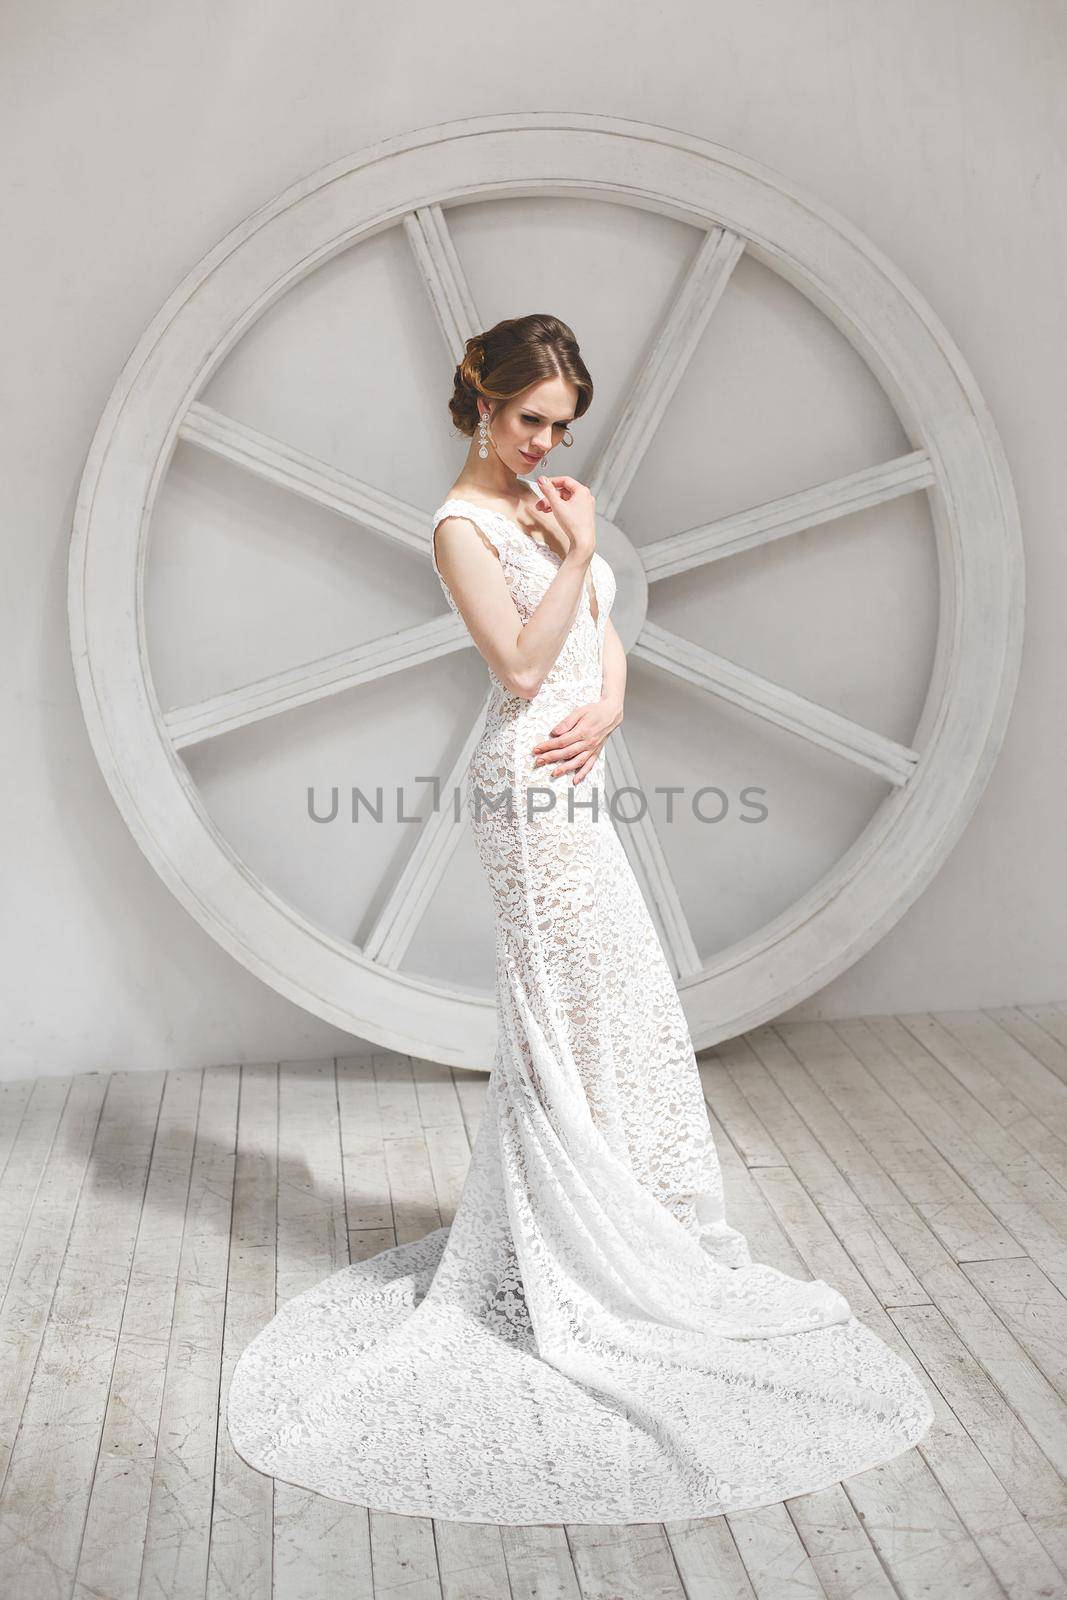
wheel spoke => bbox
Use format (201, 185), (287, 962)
(362, 692), (493, 967)
(589, 225), (745, 521)
(179, 402), (430, 554)
(164, 614), (470, 749)
(633, 620), (919, 785)
(605, 734), (703, 979)
(641, 450), (936, 581)
(404, 203), (481, 361)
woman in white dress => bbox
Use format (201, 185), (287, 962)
(225, 313), (935, 1524)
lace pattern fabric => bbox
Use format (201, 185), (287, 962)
(225, 495), (935, 1523)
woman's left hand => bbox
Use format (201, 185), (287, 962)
(531, 696), (624, 785)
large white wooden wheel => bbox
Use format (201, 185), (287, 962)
(68, 114), (1023, 1068)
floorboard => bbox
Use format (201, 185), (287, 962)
(3, 1010), (1066, 1598)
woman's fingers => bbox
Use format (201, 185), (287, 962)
(537, 473), (583, 503)
(539, 735), (587, 756)
(549, 746), (599, 777)
(533, 716), (589, 758)
(541, 744), (587, 775)
(535, 737), (588, 764)
(569, 746), (604, 782)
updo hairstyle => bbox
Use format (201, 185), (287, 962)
(449, 313), (593, 437)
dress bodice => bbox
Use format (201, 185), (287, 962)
(430, 496), (616, 704)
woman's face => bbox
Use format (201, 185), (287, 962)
(481, 377), (578, 473)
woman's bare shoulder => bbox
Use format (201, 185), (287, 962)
(432, 509), (502, 562)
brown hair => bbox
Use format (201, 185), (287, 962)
(449, 313), (593, 437)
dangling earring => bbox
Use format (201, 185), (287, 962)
(477, 412), (489, 459)
(562, 428), (574, 447)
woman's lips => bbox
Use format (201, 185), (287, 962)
(520, 451), (541, 463)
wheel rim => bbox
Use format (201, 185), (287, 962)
(68, 114), (1024, 1064)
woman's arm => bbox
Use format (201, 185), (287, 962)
(530, 616), (626, 785)
(598, 616), (627, 718)
(432, 515), (592, 699)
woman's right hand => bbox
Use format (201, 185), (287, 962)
(535, 475), (597, 562)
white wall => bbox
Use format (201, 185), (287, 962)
(2, 0), (1063, 1080)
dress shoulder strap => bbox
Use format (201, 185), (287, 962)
(429, 498), (515, 577)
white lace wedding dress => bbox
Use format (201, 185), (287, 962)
(225, 495), (935, 1524)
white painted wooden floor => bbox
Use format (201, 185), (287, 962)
(1, 1006), (1066, 1600)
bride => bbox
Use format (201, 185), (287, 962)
(225, 312), (935, 1524)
